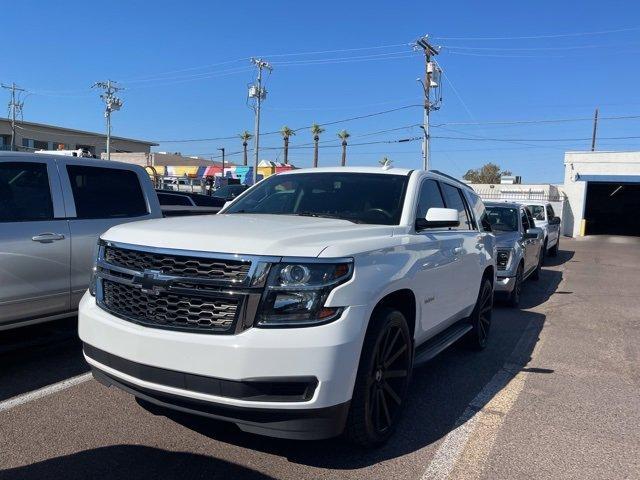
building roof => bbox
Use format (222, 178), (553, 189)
(0, 117), (158, 146)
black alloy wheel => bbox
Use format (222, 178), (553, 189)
(345, 308), (412, 447)
(466, 278), (493, 349)
(508, 264), (523, 307)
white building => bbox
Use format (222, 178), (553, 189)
(562, 151), (640, 237)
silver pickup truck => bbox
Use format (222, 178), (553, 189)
(0, 152), (162, 330)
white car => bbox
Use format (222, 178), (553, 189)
(79, 166), (496, 447)
(522, 202), (561, 257)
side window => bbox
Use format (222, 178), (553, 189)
(67, 165), (147, 219)
(0, 162), (53, 222)
(521, 209), (530, 231)
(440, 182), (472, 230)
(416, 179), (445, 219)
(525, 208), (536, 228)
(546, 204), (555, 219)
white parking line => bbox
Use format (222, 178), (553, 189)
(0, 373), (92, 413)
(421, 322), (546, 480)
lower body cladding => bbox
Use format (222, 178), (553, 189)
(78, 292), (367, 440)
(494, 275), (516, 294)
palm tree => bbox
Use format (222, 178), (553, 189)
(310, 123), (325, 168)
(379, 156), (392, 168)
(280, 126), (295, 165)
(239, 131), (252, 166)
(337, 129), (350, 166)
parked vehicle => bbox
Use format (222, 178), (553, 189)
(523, 202), (561, 257)
(156, 189), (223, 216)
(79, 166), (496, 447)
(484, 202), (544, 307)
(212, 184), (249, 202)
(0, 152), (162, 330)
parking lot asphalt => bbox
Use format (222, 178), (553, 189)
(1, 237), (638, 480)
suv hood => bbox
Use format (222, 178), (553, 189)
(101, 213), (395, 258)
(494, 231), (522, 248)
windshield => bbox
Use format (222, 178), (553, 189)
(527, 204), (546, 221)
(485, 206), (519, 232)
(224, 172), (409, 225)
(213, 185), (245, 198)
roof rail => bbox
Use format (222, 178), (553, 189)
(429, 169), (474, 192)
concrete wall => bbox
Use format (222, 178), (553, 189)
(0, 118), (154, 155)
(563, 151), (640, 237)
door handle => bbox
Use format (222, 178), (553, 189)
(32, 233), (65, 243)
(453, 247), (463, 255)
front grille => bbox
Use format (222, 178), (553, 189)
(102, 280), (239, 333)
(104, 246), (250, 282)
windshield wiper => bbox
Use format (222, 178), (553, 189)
(294, 212), (359, 223)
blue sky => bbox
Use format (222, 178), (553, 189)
(4, 0), (640, 182)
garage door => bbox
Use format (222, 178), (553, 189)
(584, 182), (640, 236)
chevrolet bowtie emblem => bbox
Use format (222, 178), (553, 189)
(138, 270), (167, 295)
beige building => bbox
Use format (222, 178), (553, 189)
(0, 117), (156, 156)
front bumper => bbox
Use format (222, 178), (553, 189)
(494, 275), (516, 293)
(78, 292), (368, 439)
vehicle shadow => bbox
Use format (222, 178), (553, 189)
(0, 317), (88, 402)
(0, 445), (276, 480)
(163, 305), (548, 470)
(543, 248), (574, 267)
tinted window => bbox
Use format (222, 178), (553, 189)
(225, 173), (408, 225)
(469, 194), (492, 232)
(521, 209), (530, 231)
(157, 192), (193, 206)
(486, 206), (518, 232)
(525, 208), (536, 229)
(546, 204), (555, 219)
(67, 165), (147, 219)
(0, 162), (53, 222)
(416, 179), (445, 219)
(527, 204), (546, 221)
(440, 183), (472, 230)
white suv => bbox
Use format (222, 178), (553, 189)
(79, 167), (496, 446)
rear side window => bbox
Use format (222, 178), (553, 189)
(440, 183), (472, 230)
(157, 192), (193, 206)
(416, 179), (445, 219)
(0, 162), (53, 222)
(67, 165), (147, 219)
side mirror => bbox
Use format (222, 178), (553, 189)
(549, 216), (561, 225)
(416, 207), (460, 230)
(524, 227), (543, 240)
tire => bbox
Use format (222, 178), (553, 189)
(541, 239), (548, 264)
(345, 307), (413, 448)
(465, 278), (493, 350)
(549, 236), (559, 257)
(507, 264), (523, 308)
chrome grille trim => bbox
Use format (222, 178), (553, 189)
(95, 241), (280, 334)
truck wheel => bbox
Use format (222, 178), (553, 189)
(549, 237), (559, 257)
(345, 307), (412, 447)
(507, 265), (523, 308)
(465, 278), (493, 350)
(531, 250), (542, 281)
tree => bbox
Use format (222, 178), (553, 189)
(280, 126), (295, 165)
(462, 163), (512, 184)
(337, 129), (350, 166)
(378, 156), (392, 167)
(239, 131), (253, 166)
(310, 123), (325, 168)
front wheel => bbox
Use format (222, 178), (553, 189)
(345, 308), (413, 447)
(507, 264), (523, 308)
(549, 236), (559, 257)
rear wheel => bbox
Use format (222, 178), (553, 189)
(345, 308), (412, 447)
(507, 264), (523, 307)
(465, 278), (493, 349)
(531, 248), (543, 281)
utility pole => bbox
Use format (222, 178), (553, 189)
(591, 107), (599, 151)
(248, 58), (272, 184)
(92, 80), (123, 160)
(1, 82), (26, 151)
(414, 35), (442, 170)
(217, 147), (225, 181)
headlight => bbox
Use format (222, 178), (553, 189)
(256, 260), (353, 327)
(497, 249), (514, 271)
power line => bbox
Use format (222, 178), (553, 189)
(432, 26), (640, 41)
(432, 134), (640, 142)
(441, 42), (640, 51)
